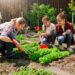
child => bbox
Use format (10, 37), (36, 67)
(0, 17), (26, 58)
(39, 16), (56, 47)
(56, 11), (75, 51)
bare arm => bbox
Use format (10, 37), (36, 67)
(0, 36), (12, 43)
(0, 36), (24, 52)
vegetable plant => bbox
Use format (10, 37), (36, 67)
(12, 67), (52, 75)
(13, 40), (70, 64)
(39, 51), (70, 64)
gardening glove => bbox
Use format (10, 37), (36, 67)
(18, 47), (24, 52)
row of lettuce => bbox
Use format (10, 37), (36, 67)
(13, 35), (70, 75)
(14, 42), (70, 64)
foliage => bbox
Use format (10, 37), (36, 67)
(24, 3), (57, 28)
(68, 0), (75, 11)
(16, 34), (25, 41)
(14, 35), (70, 64)
(39, 51), (70, 64)
(12, 67), (52, 75)
(66, 0), (75, 23)
(20, 43), (70, 64)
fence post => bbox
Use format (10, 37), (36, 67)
(0, 12), (2, 24)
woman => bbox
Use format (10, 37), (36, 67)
(0, 17), (25, 58)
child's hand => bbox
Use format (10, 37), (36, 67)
(41, 33), (45, 36)
(62, 32), (66, 36)
(66, 30), (71, 34)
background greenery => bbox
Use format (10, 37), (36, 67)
(23, 1), (75, 28)
(23, 3), (57, 28)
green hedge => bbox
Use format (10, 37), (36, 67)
(23, 3), (57, 28)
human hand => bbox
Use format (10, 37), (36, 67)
(41, 33), (46, 36)
(66, 30), (71, 34)
(62, 32), (66, 36)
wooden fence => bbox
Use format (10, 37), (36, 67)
(0, 0), (70, 22)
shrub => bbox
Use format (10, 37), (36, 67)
(23, 3), (57, 28)
(66, 0), (75, 23)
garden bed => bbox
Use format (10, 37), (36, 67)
(0, 55), (75, 75)
(0, 32), (75, 75)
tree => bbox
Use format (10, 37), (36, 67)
(68, 0), (75, 23)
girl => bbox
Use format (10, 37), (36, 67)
(56, 11), (75, 52)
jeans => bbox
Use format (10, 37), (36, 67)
(40, 30), (56, 44)
(0, 41), (15, 57)
(57, 32), (73, 48)
(50, 30), (56, 44)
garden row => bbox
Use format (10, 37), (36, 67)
(14, 35), (70, 64)
(22, 43), (70, 64)
(14, 41), (70, 64)
(12, 67), (52, 75)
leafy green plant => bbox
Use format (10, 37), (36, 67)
(12, 67), (52, 75)
(13, 41), (70, 64)
(16, 34), (25, 41)
(29, 47), (59, 61)
(66, 0), (75, 23)
(68, 0), (75, 11)
(21, 43), (70, 63)
(24, 3), (57, 28)
(39, 51), (70, 64)
(23, 43), (39, 54)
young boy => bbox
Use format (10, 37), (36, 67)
(0, 17), (26, 58)
(39, 16), (56, 47)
